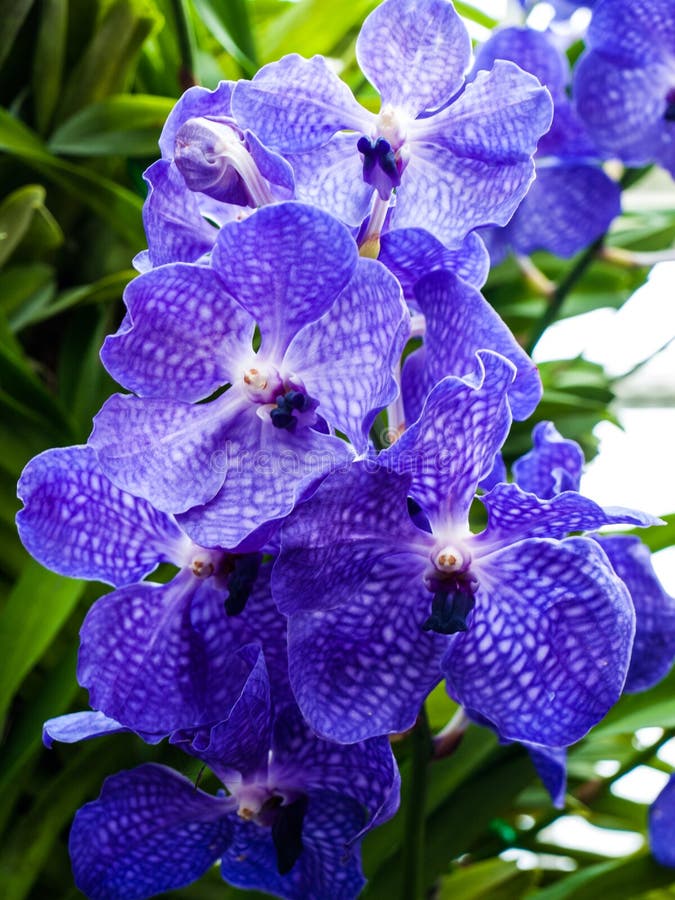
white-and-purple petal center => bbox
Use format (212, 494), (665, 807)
(241, 363), (319, 432)
(421, 538), (478, 635)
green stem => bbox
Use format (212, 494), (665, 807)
(523, 165), (652, 356)
(525, 235), (604, 355)
(169, 0), (196, 90)
(401, 706), (432, 900)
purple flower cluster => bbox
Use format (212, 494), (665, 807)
(15, 0), (675, 895)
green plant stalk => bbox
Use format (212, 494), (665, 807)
(401, 705), (433, 900)
(525, 234), (605, 355)
(524, 166), (653, 356)
(168, 0), (196, 89)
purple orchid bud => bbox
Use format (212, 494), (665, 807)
(174, 116), (284, 207)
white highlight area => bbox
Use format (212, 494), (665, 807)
(537, 816), (645, 857)
(610, 766), (670, 804)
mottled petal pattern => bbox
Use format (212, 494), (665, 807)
(178, 421), (355, 548)
(285, 258), (408, 450)
(391, 142), (536, 248)
(378, 228), (490, 299)
(78, 573), (256, 734)
(89, 393), (241, 514)
(288, 134), (374, 228)
(444, 537), (635, 745)
(17, 446), (184, 587)
(401, 270), (541, 423)
(512, 421), (584, 498)
(177, 649), (272, 782)
(101, 264), (255, 401)
(356, 0), (471, 116)
(472, 26), (569, 98)
(212, 203), (358, 357)
(415, 61), (552, 161)
(270, 704), (399, 822)
(287, 557), (445, 742)
(384, 351), (516, 529)
(142, 161), (218, 267)
(273, 461), (430, 617)
(486, 164), (621, 260)
(596, 534), (675, 693)
(474, 482), (657, 555)
(70, 764), (234, 900)
(221, 791), (366, 900)
(574, 52), (673, 172)
(232, 54), (373, 151)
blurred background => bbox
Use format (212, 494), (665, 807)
(1, 1), (674, 897)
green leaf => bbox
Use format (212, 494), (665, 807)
(365, 746), (536, 896)
(363, 726), (500, 881)
(257, 0), (377, 62)
(0, 325), (70, 428)
(629, 514), (675, 553)
(0, 646), (80, 799)
(49, 94), (174, 156)
(0, 738), (131, 900)
(453, 1), (497, 29)
(593, 665), (675, 737)
(32, 0), (68, 135)
(193, 0), (258, 74)
(0, 0), (35, 68)
(56, 306), (119, 437)
(438, 858), (535, 899)
(0, 562), (86, 727)
(56, 0), (163, 122)
(530, 853), (675, 900)
(0, 185), (47, 268)
(18, 268), (134, 327)
(0, 109), (144, 246)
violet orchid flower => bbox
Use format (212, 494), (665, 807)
(232, 0), (553, 248)
(475, 27), (621, 262)
(17, 445), (288, 736)
(89, 202), (408, 548)
(574, 0), (675, 176)
(50, 655), (399, 900)
(273, 352), (655, 745)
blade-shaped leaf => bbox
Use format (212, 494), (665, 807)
(49, 94), (174, 156)
(0, 562), (86, 727)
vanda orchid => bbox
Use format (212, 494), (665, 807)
(9, 0), (675, 897)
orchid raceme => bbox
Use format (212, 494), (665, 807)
(9, 0), (675, 897)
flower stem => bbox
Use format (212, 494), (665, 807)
(523, 166), (652, 356)
(524, 234), (604, 356)
(401, 705), (433, 900)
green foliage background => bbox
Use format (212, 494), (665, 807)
(0, 1), (674, 897)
